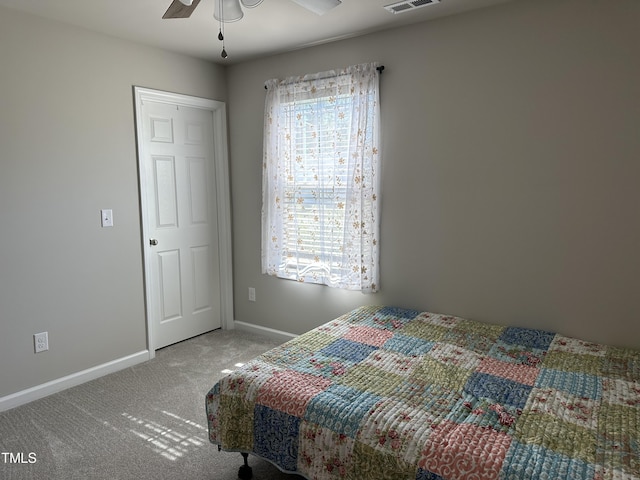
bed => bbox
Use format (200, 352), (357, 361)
(206, 305), (640, 480)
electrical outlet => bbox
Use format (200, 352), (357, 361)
(248, 287), (256, 302)
(34, 332), (49, 353)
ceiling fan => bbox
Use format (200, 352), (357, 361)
(162, 0), (342, 20)
(163, 0), (342, 58)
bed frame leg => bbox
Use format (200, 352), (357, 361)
(238, 452), (253, 480)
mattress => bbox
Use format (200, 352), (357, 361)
(206, 305), (639, 479)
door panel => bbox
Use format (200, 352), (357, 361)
(150, 115), (174, 143)
(191, 245), (212, 313)
(187, 157), (208, 224)
(141, 100), (222, 348)
(158, 249), (183, 322)
(153, 156), (179, 228)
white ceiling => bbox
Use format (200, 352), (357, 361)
(0, 0), (513, 64)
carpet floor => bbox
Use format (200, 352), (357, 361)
(0, 329), (305, 480)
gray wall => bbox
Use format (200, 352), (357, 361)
(1, 0), (639, 403)
(228, 0), (640, 348)
(0, 7), (227, 398)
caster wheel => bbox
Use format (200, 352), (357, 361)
(238, 464), (253, 480)
(238, 452), (253, 480)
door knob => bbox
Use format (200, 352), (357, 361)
(149, 238), (159, 246)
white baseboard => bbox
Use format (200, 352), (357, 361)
(233, 321), (298, 343)
(0, 350), (150, 412)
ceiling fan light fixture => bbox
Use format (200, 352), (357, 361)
(177, 0), (193, 6)
(290, 0), (342, 16)
(240, 0), (264, 7)
(214, 0), (244, 22)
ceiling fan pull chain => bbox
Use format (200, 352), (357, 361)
(217, 0), (228, 58)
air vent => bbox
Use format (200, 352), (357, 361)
(384, 0), (440, 14)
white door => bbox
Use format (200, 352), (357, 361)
(135, 88), (233, 351)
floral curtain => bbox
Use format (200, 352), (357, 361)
(262, 63), (381, 292)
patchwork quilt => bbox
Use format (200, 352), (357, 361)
(206, 306), (640, 480)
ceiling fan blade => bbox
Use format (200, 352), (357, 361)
(163, 0), (201, 19)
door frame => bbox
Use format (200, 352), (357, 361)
(133, 86), (234, 358)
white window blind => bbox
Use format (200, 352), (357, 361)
(262, 63), (381, 292)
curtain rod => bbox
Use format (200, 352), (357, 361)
(264, 65), (385, 90)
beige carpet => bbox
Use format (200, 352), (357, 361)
(0, 329), (305, 480)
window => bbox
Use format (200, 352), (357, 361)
(262, 63), (381, 292)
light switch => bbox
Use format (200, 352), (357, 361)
(101, 209), (113, 227)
